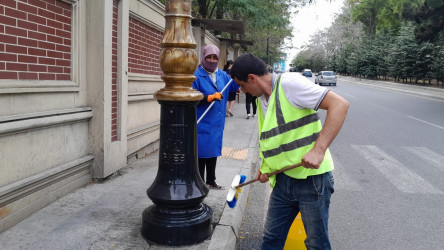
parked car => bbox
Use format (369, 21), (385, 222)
(315, 71), (337, 86)
(302, 69), (312, 77)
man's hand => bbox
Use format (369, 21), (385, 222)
(302, 91), (349, 169)
(301, 147), (325, 169)
(256, 169), (269, 183)
(207, 92), (223, 102)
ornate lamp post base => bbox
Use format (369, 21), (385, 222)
(142, 204), (212, 245)
(141, 101), (212, 245)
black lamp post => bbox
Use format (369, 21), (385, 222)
(141, 0), (213, 246)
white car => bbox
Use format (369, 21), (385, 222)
(315, 71), (337, 86)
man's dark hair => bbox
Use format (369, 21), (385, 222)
(231, 54), (268, 82)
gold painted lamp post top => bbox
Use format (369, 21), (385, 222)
(155, 0), (203, 102)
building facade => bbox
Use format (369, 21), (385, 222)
(0, 0), (239, 232)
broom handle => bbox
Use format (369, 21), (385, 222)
(197, 79), (234, 124)
(235, 162), (304, 189)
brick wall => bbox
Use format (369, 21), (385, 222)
(111, 0), (118, 141)
(0, 0), (72, 80)
(128, 17), (163, 76)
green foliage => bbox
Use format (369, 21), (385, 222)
(293, 2), (364, 73)
(348, 0), (386, 34)
(291, 51), (312, 71)
(190, 0), (300, 65)
(347, 0), (425, 34)
(387, 22), (419, 81)
(415, 42), (434, 83)
(293, 0), (443, 86)
(331, 50), (348, 74)
(402, 0), (444, 42)
(240, 0), (294, 64)
(430, 31), (444, 83)
(377, 30), (394, 78)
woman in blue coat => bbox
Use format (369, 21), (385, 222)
(192, 45), (239, 189)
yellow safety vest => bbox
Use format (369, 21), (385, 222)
(257, 74), (334, 187)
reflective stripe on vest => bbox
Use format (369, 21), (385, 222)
(262, 132), (320, 158)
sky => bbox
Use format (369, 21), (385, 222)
(283, 0), (345, 70)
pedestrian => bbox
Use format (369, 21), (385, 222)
(245, 92), (257, 119)
(192, 45), (239, 190)
(230, 54), (349, 250)
(224, 60), (236, 117)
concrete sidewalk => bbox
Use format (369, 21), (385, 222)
(0, 93), (259, 250)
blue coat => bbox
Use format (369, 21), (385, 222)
(192, 66), (239, 158)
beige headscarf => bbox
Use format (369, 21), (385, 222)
(201, 45), (220, 72)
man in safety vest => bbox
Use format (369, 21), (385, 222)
(231, 54), (349, 250)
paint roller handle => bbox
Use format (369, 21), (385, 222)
(197, 79), (234, 124)
(234, 162), (304, 189)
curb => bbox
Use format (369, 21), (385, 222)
(208, 114), (260, 250)
(340, 76), (444, 100)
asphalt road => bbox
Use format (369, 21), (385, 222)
(237, 75), (444, 249)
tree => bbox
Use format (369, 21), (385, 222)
(401, 0), (444, 42)
(348, 0), (386, 35)
(190, 0), (298, 66)
(346, 51), (360, 76)
(322, 2), (364, 75)
(386, 22), (419, 82)
(291, 50), (312, 71)
(374, 30), (394, 79)
(290, 0), (442, 85)
(357, 35), (377, 78)
(414, 42), (434, 84)
(430, 31), (444, 86)
(332, 44), (356, 75)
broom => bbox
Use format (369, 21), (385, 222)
(226, 162), (304, 208)
(197, 79), (234, 124)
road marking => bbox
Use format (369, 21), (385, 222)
(402, 147), (444, 172)
(342, 93), (358, 99)
(408, 116), (444, 130)
(331, 157), (362, 191)
(351, 145), (443, 194)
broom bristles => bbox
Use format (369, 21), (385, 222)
(239, 175), (246, 184)
(226, 175), (247, 208)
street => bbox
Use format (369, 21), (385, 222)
(237, 76), (444, 249)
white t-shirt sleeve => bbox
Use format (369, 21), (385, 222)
(281, 73), (329, 110)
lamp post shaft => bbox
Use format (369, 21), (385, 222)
(141, 0), (213, 246)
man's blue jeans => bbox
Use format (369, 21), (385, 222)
(261, 172), (334, 250)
